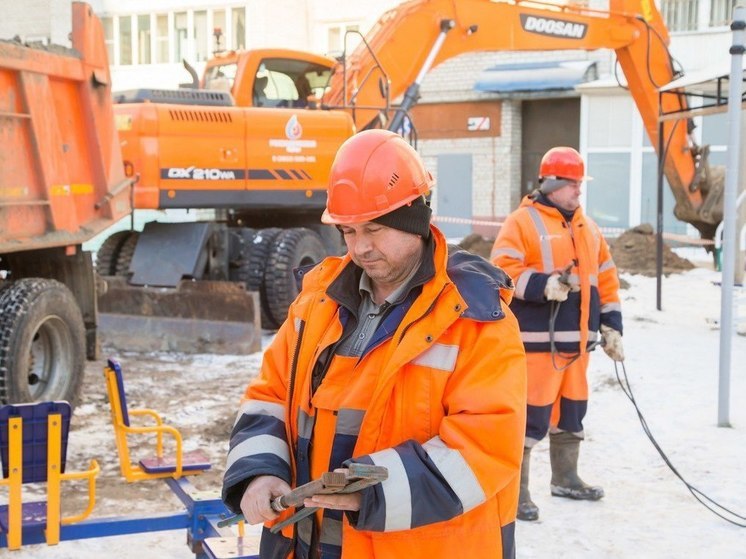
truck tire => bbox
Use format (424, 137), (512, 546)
(230, 228), (281, 330)
(264, 228), (326, 328)
(95, 230), (133, 275)
(0, 278), (85, 406)
(114, 231), (140, 276)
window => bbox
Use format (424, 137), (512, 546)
(138, 15), (151, 64)
(232, 7), (246, 50)
(101, 16), (114, 64)
(327, 24), (361, 56)
(586, 153), (631, 229)
(194, 11), (208, 62)
(174, 12), (187, 63)
(327, 27), (341, 54)
(640, 153), (687, 234)
(587, 96), (634, 148)
(710, 0), (737, 27)
(118, 15), (132, 65)
(702, 112), (729, 145)
(213, 10), (227, 53)
(253, 58), (332, 108)
(661, 0), (699, 32)
(155, 14), (169, 63)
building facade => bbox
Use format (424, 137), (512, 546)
(0, 0), (738, 239)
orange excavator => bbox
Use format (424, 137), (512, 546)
(98, 0), (722, 347)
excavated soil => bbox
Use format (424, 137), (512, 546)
(609, 224), (694, 277)
(458, 233), (494, 260)
(458, 224), (694, 282)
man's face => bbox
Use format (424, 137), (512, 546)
(547, 181), (582, 212)
(338, 221), (424, 287)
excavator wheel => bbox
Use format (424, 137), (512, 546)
(264, 228), (326, 328)
(95, 230), (133, 275)
(114, 231), (140, 277)
(228, 228), (256, 266)
(230, 227), (282, 330)
(0, 278), (85, 406)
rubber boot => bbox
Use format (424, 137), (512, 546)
(517, 447), (539, 521)
(549, 432), (604, 500)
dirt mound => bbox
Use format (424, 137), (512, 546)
(610, 224), (694, 276)
(457, 226), (691, 282)
(458, 233), (494, 260)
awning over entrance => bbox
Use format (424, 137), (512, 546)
(474, 60), (598, 93)
(657, 59), (746, 119)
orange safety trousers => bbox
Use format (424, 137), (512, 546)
(525, 351), (590, 446)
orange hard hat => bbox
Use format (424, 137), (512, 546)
(321, 129), (433, 225)
(539, 146), (591, 182)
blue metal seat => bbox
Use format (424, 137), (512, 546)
(0, 401), (98, 550)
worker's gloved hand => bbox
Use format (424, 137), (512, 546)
(600, 325), (624, 361)
(568, 277), (581, 292)
(545, 273), (571, 302)
(240, 475), (292, 525)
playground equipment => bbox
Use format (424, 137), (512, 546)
(104, 359), (211, 482)
(0, 401), (99, 550)
(0, 362), (259, 557)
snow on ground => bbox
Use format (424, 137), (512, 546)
(6, 268), (746, 558)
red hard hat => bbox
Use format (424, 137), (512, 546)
(539, 147), (591, 182)
(321, 130), (433, 225)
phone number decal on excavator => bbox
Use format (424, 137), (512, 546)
(519, 14), (588, 40)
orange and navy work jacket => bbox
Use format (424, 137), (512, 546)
(491, 195), (622, 354)
(223, 226), (527, 559)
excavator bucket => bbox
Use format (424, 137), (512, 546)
(97, 277), (261, 354)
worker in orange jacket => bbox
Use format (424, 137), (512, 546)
(491, 147), (624, 522)
(222, 130), (527, 559)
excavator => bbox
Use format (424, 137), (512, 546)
(98, 0), (723, 350)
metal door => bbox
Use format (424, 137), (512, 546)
(521, 98), (580, 199)
(436, 154), (472, 239)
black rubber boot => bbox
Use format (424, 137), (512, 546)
(518, 447), (539, 521)
(549, 432), (604, 501)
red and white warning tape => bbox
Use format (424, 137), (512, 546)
(432, 215), (503, 228)
(433, 215), (714, 246)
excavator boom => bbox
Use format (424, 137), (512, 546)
(323, 0), (720, 237)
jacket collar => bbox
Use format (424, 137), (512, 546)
(521, 192), (585, 223)
(297, 225), (512, 322)
(325, 234), (436, 313)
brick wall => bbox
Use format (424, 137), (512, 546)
(418, 99), (521, 236)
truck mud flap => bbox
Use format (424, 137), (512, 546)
(97, 277), (261, 354)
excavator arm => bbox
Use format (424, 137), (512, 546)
(323, 0), (721, 238)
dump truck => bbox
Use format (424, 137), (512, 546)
(98, 0), (722, 347)
(0, 3), (132, 405)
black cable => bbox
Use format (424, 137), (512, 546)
(613, 58), (629, 91)
(548, 300), (581, 371)
(614, 360), (746, 527)
(638, 16), (684, 89)
(613, 16), (685, 93)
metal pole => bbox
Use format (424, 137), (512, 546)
(656, 115), (665, 311)
(718, 5), (745, 428)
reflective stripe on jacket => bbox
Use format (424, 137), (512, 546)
(491, 195), (622, 353)
(223, 226), (526, 559)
